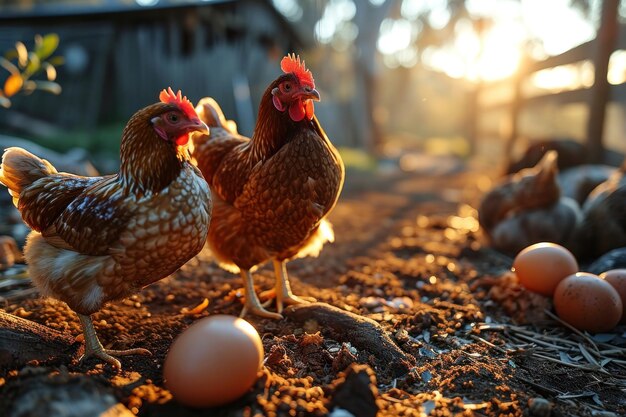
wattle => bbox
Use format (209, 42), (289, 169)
(305, 100), (314, 119)
(288, 99), (314, 122)
(175, 134), (189, 146)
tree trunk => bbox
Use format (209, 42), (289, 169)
(352, 0), (398, 155)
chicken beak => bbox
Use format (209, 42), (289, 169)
(189, 118), (210, 135)
(296, 87), (321, 102)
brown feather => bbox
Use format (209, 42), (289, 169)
(192, 83), (344, 272)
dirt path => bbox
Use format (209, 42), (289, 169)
(1, 162), (625, 417)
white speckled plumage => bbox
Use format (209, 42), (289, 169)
(0, 93), (211, 367)
(23, 161), (211, 315)
(0, 100), (211, 316)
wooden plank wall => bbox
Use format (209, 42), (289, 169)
(0, 1), (293, 139)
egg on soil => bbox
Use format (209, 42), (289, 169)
(599, 269), (626, 324)
(513, 242), (578, 296)
(554, 272), (623, 333)
(163, 315), (264, 408)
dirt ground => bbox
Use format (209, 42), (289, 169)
(1, 158), (625, 417)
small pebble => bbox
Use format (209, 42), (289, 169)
(328, 409), (355, 417)
(528, 397), (552, 417)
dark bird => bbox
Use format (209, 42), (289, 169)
(568, 159), (626, 260)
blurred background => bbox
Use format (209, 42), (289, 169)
(0, 0), (625, 173)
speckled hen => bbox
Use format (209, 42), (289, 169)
(191, 54), (344, 318)
(0, 88), (211, 369)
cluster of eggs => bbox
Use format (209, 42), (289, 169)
(513, 242), (626, 333)
(160, 243), (626, 408)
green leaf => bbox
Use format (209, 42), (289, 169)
(35, 33), (59, 61)
(4, 50), (18, 61)
(48, 56), (65, 67)
(24, 52), (41, 78)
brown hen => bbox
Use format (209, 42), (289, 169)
(0, 88), (211, 368)
(191, 54), (344, 318)
(479, 150), (581, 255)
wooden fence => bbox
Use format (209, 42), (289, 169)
(476, 0), (624, 165)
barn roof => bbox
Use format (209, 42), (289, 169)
(0, 0), (234, 19)
(0, 0), (309, 48)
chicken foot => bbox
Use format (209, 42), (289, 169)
(78, 313), (151, 369)
(260, 260), (315, 314)
(239, 270), (283, 320)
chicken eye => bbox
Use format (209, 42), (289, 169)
(282, 82), (292, 92)
(167, 113), (180, 123)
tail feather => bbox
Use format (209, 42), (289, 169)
(0, 147), (57, 206)
(290, 219), (335, 260)
(195, 97), (238, 134)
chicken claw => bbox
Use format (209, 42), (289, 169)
(260, 260), (315, 313)
(78, 314), (151, 370)
(239, 270), (283, 320)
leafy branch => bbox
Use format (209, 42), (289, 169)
(0, 33), (64, 108)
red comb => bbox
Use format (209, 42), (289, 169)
(159, 87), (197, 120)
(280, 54), (314, 87)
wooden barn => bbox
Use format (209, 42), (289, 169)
(0, 0), (309, 138)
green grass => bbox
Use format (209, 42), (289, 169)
(28, 122), (125, 155)
(337, 147), (378, 172)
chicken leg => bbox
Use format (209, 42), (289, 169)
(261, 260), (315, 314)
(239, 270), (283, 320)
(78, 314), (151, 369)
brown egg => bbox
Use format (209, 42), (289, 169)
(164, 315), (264, 408)
(554, 272), (622, 333)
(513, 242), (578, 296)
(599, 269), (626, 324)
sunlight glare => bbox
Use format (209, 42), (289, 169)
(608, 50), (626, 85)
(424, 20), (523, 81)
(272, 0), (303, 21)
(315, 0), (356, 44)
(422, 46), (466, 79)
(135, 0), (158, 6)
(401, 0), (422, 20)
(466, 0), (509, 17)
(453, 19), (481, 61)
(397, 47), (419, 68)
(380, 0), (598, 84)
(472, 24), (523, 81)
(521, 0), (595, 56)
(529, 61), (594, 94)
(428, 6), (451, 30)
(401, 0), (449, 22)
(377, 19), (414, 56)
